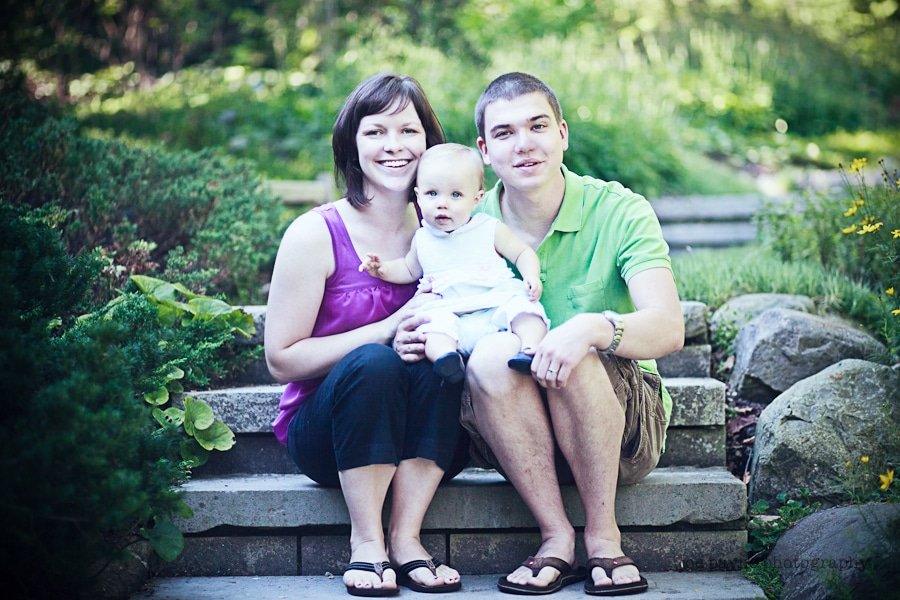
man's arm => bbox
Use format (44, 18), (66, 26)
(531, 267), (683, 388)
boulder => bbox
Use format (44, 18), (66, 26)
(768, 503), (900, 600)
(681, 301), (709, 344)
(710, 293), (814, 342)
(729, 308), (884, 404)
(749, 359), (899, 505)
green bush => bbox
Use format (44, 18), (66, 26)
(0, 205), (253, 598)
(0, 82), (283, 304)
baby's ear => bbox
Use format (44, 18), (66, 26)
(473, 190), (485, 205)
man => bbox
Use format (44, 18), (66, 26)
(463, 72), (684, 595)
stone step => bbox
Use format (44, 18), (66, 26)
(134, 572), (765, 599)
(660, 221), (758, 249)
(190, 377), (726, 474)
(657, 344), (711, 377)
(190, 377), (725, 435)
(164, 467), (746, 577)
(176, 467), (744, 533)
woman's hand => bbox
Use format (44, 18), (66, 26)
(390, 292), (437, 363)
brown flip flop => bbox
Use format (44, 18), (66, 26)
(584, 556), (649, 596)
(497, 555), (587, 595)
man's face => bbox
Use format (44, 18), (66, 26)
(477, 92), (568, 193)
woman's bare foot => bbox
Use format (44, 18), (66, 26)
(344, 540), (397, 594)
(388, 535), (459, 588)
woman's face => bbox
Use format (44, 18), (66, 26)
(355, 99), (427, 199)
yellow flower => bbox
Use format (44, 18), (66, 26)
(850, 157), (867, 173)
(880, 469), (894, 490)
(856, 222), (883, 235)
(861, 216), (875, 226)
(893, 229), (900, 239)
(888, 288), (896, 296)
(856, 199), (865, 206)
(842, 224), (858, 234)
(843, 205), (858, 217)
(861, 456), (870, 463)
(893, 309), (900, 316)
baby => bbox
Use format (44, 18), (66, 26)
(359, 143), (549, 383)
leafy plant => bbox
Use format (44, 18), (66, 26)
(746, 490), (821, 562)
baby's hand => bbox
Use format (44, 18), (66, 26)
(525, 275), (543, 301)
(359, 253), (383, 277)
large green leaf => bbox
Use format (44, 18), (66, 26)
(193, 419), (236, 451)
(152, 407), (185, 427)
(144, 386), (169, 406)
(180, 438), (209, 467)
(183, 396), (215, 435)
(141, 517), (184, 562)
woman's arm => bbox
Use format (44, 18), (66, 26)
(264, 213), (408, 383)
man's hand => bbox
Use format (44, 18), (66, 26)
(531, 314), (594, 389)
(358, 253), (383, 278)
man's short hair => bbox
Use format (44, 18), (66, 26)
(474, 72), (564, 140)
(419, 143), (484, 190)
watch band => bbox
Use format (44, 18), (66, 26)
(601, 310), (624, 353)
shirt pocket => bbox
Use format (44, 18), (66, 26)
(566, 278), (608, 312)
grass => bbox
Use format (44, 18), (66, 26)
(743, 562), (783, 600)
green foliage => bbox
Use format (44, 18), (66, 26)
(0, 206), (253, 597)
(0, 80), (282, 304)
(746, 490), (821, 562)
(755, 159), (900, 361)
(742, 561), (783, 600)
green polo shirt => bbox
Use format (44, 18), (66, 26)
(478, 164), (673, 427)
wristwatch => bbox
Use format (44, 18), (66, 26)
(601, 310), (624, 353)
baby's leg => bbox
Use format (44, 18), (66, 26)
(424, 333), (460, 363)
(509, 313), (548, 351)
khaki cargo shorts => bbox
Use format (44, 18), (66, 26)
(459, 351), (667, 486)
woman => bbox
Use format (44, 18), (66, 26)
(265, 73), (468, 597)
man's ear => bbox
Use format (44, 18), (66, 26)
(559, 120), (569, 152)
(476, 137), (491, 165)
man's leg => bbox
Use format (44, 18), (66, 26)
(467, 332), (576, 589)
(546, 352), (641, 587)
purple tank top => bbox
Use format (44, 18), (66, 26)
(272, 204), (418, 445)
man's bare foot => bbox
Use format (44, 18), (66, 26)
(503, 531), (576, 589)
(388, 535), (459, 589)
(344, 540), (397, 594)
(585, 537), (641, 587)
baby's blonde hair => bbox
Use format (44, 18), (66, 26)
(418, 143), (484, 190)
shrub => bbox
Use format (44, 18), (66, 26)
(0, 81), (283, 304)
(0, 204), (252, 598)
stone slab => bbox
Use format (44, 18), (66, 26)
(660, 222), (757, 249)
(681, 301), (709, 344)
(131, 572), (766, 599)
(658, 426), (725, 468)
(190, 378), (724, 434)
(175, 467), (746, 533)
(157, 535), (296, 577)
(197, 433), (300, 476)
(658, 344), (711, 378)
(667, 377), (724, 426)
(300, 534), (446, 576)
(449, 529), (747, 574)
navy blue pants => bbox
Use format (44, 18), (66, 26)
(288, 344), (470, 487)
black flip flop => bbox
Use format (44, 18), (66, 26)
(584, 556), (649, 596)
(433, 351), (465, 383)
(497, 555), (587, 595)
(345, 561), (399, 597)
(507, 351), (534, 374)
(396, 558), (462, 593)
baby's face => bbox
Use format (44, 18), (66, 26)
(415, 160), (483, 233)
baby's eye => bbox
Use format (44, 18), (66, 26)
(425, 190), (437, 197)
(451, 191), (462, 198)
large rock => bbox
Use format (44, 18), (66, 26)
(768, 503), (900, 600)
(681, 301), (709, 344)
(749, 359), (899, 505)
(710, 294), (814, 342)
(729, 308), (884, 404)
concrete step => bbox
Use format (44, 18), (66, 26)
(133, 572), (765, 599)
(176, 467), (744, 533)
(191, 377), (726, 475)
